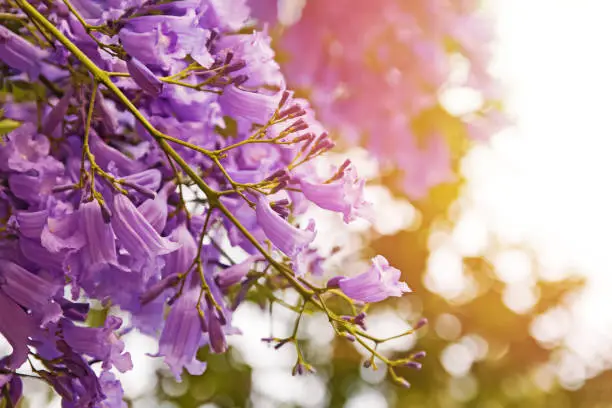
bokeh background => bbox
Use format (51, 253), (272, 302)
(12, 0), (612, 407)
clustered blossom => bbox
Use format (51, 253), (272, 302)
(0, 0), (419, 405)
(253, 0), (504, 198)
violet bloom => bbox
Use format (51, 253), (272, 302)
(140, 273), (181, 305)
(337, 256), (411, 303)
(0, 123), (63, 175)
(255, 195), (315, 257)
(80, 200), (121, 270)
(42, 88), (74, 135)
(53, 340), (106, 406)
(216, 31), (283, 88)
(157, 289), (207, 381)
(201, 0), (250, 31)
(205, 305), (227, 354)
(215, 255), (263, 290)
(89, 131), (144, 175)
(119, 11), (213, 70)
(0, 25), (49, 77)
(0, 291), (36, 370)
(98, 371), (128, 408)
(111, 194), (180, 260)
(61, 316), (133, 373)
(0, 259), (62, 325)
(138, 182), (174, 234)
(299, 162), (373, 223)
(163, 223), (198, 277)
(218, 85), (281, 126)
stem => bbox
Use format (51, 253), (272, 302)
(0, 12), (27, 20)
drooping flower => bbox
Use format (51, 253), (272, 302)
(157, 289), (207, 381)
(255, 195), (315, 257)
(111, 194), (180, 261)
(61, 316), (133, 373)
(299, 161), (373, 223)
(126, 56), (164, 97)
(215, 255), (263, 290)
(140, 273), (181, 305)
(42, 88), (74, 136)
(0, 123), (63, 175)
(335, 256), (411, 303)
(163, 223), (198, 279)
(0, 259), (62, 324)
(0, 25), (49, 77)
(205, 304), (227, 354)
(218, 85), (282, 127)
(0, 291), (37, 370)
(137, 182), (173, 234)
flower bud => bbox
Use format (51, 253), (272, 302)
(126, 57), (163, 97)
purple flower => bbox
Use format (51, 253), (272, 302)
(120, 169), (162, 193)
(0, 291), (36, 370)
(98, 371), (128, 408)
(218, 85), (282, 126)
(41, 207), (86, 254)
(19, 238), (64, 276)
(0, 260), (62, 324)
(299, 161), (373, 223)
(137, 182), (173, 234)
(163, 223), (198, 278)
(111, 194), (180, 260)
(79, 200), (120, 270)
(205, 304), (227, 353)
(50, 340), (106, 406)
(255, 195), (315, 257)
(120, 12), (213, 70)
(199, 0), (251, 31)
(337, 256), (411, 303)
(89, 131), (144, 176)
(61, 316), (133, 373)
(42, 88), (74, 135)
(215, 255), (263, 290)
(217, 31), (283, 87)
(0, 25), (49, 77)
(140, 273), (181, 305)
(0, 0), (435, 396)
(0, 123), (62, 174)
(0, 359), (23, 406)
(16, 210), (49, 239)
(119, 24), (180, 70)
(157, 289), (207, 381)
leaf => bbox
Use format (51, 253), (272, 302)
(0, 118), (21, 138)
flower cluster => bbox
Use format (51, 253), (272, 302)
(252, 0), (504, 198)
(0, 0), (422, 405)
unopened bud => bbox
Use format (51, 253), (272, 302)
(414, 317), (428, 330)
(127, 56), (163, 97)
(279, 90), (291, 107)
(326, 276), (345, 289)
(404, 361), (422, 370)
